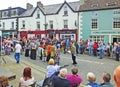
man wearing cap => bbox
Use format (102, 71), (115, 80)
(14, 41), (22, 63)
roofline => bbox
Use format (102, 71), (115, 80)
(56, 1), (79, 14)
(0, 7), (26, 11)
(79, 7), (120, 12)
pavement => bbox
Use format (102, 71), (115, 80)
(0, 54), (46, 87)
(0, 51), (119, 87)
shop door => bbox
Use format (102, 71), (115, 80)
(113, 38), (117, 43)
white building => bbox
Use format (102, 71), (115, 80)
(0, 1), (81, 40)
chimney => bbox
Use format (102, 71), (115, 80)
(26, 3), (33, 10)
(37, 1), (43, 8)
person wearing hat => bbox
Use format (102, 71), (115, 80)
(14, 40), (22, 63)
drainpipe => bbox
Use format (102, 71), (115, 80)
(77, 12), (79, 41)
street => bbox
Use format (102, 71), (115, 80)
(0, 52), (119, 86)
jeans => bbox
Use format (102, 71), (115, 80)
(14, 53), (20, 62)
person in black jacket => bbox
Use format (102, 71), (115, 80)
(52, 68), (70, 87)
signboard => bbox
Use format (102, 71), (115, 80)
(92, 31), (120, 35)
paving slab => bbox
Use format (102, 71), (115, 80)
(0, 66), (16, 80)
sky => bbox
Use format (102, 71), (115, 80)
(0, 0), (79, 10)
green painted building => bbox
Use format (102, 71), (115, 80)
(79, 0), (120, 44)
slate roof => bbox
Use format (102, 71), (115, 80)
(79, 0), (120, 11)
(19, 7), (36, 17)
(20, 1), (80, 17)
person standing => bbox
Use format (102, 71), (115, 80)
(70, 41), (77, 65)
(88, 40), (94, 56)
(14, 41), (22, 63)
(115, 42), (120, 61)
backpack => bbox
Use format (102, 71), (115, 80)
(42, 77), (53, 87)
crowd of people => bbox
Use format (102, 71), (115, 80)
(0, 64), (120, 87)
(0, 36), (120, 87)
(1, 36), (120, 63)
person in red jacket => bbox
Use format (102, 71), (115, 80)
(93, 42), (98, 56)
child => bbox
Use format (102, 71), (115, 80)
(56, 48), (60, 65)
(42, 48), (46, 62)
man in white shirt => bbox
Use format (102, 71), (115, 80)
(14, 41), (22, 63)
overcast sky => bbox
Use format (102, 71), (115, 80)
(0, 0), (79, 9)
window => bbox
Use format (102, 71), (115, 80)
(113, 18), (120, 28)
(91, 4), (98, 8)
(37, 22), (40, 29)
(106, 2), (116, 6)
(22, 20), (25, 28)
(90, 35), (104, 42)
(37, 10), (40, 18)
(11, 22), (14, 29)
(49, 21), (53, 29)
(13, 11), (17, 16)
(4, 12), (7, 17)
(92, 19), (98, 29)
(114, 9), (120, 14)
(64, 6), (68, 16)
(3, 22), (5, 29)
(64, 20), (68, 28)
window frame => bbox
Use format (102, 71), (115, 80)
(91, 19), (98, 29)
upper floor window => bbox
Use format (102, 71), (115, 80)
(64, 6), (68, 16)
(12, 11), (17, 16)
(4, 11), (8, 17)
(22, 20), (25, 28)
(91, 4), (98, 8)
(49, 20), (53, 29)
(91, 19), (98, 29)
(113, 9), (120, 14)
(106, 2), (117, 6)
(37, 22), (40, 29)
(113, 17), (120, 29)
(11, 22), (14, 29)
(37, 10), (40, 18)
(64, 20), (68, 28)
(0, 12), (2, 18)
(3, 22), (5, 29)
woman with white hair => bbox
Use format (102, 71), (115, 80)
(52, 68), (70, 87)
(86, 72), (100, 87)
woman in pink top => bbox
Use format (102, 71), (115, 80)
(66, 67), (83, 87)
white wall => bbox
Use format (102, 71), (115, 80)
(0, 18), (17, 30)
(19, 8), (45, 31)
(46, 4), (78, 30)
